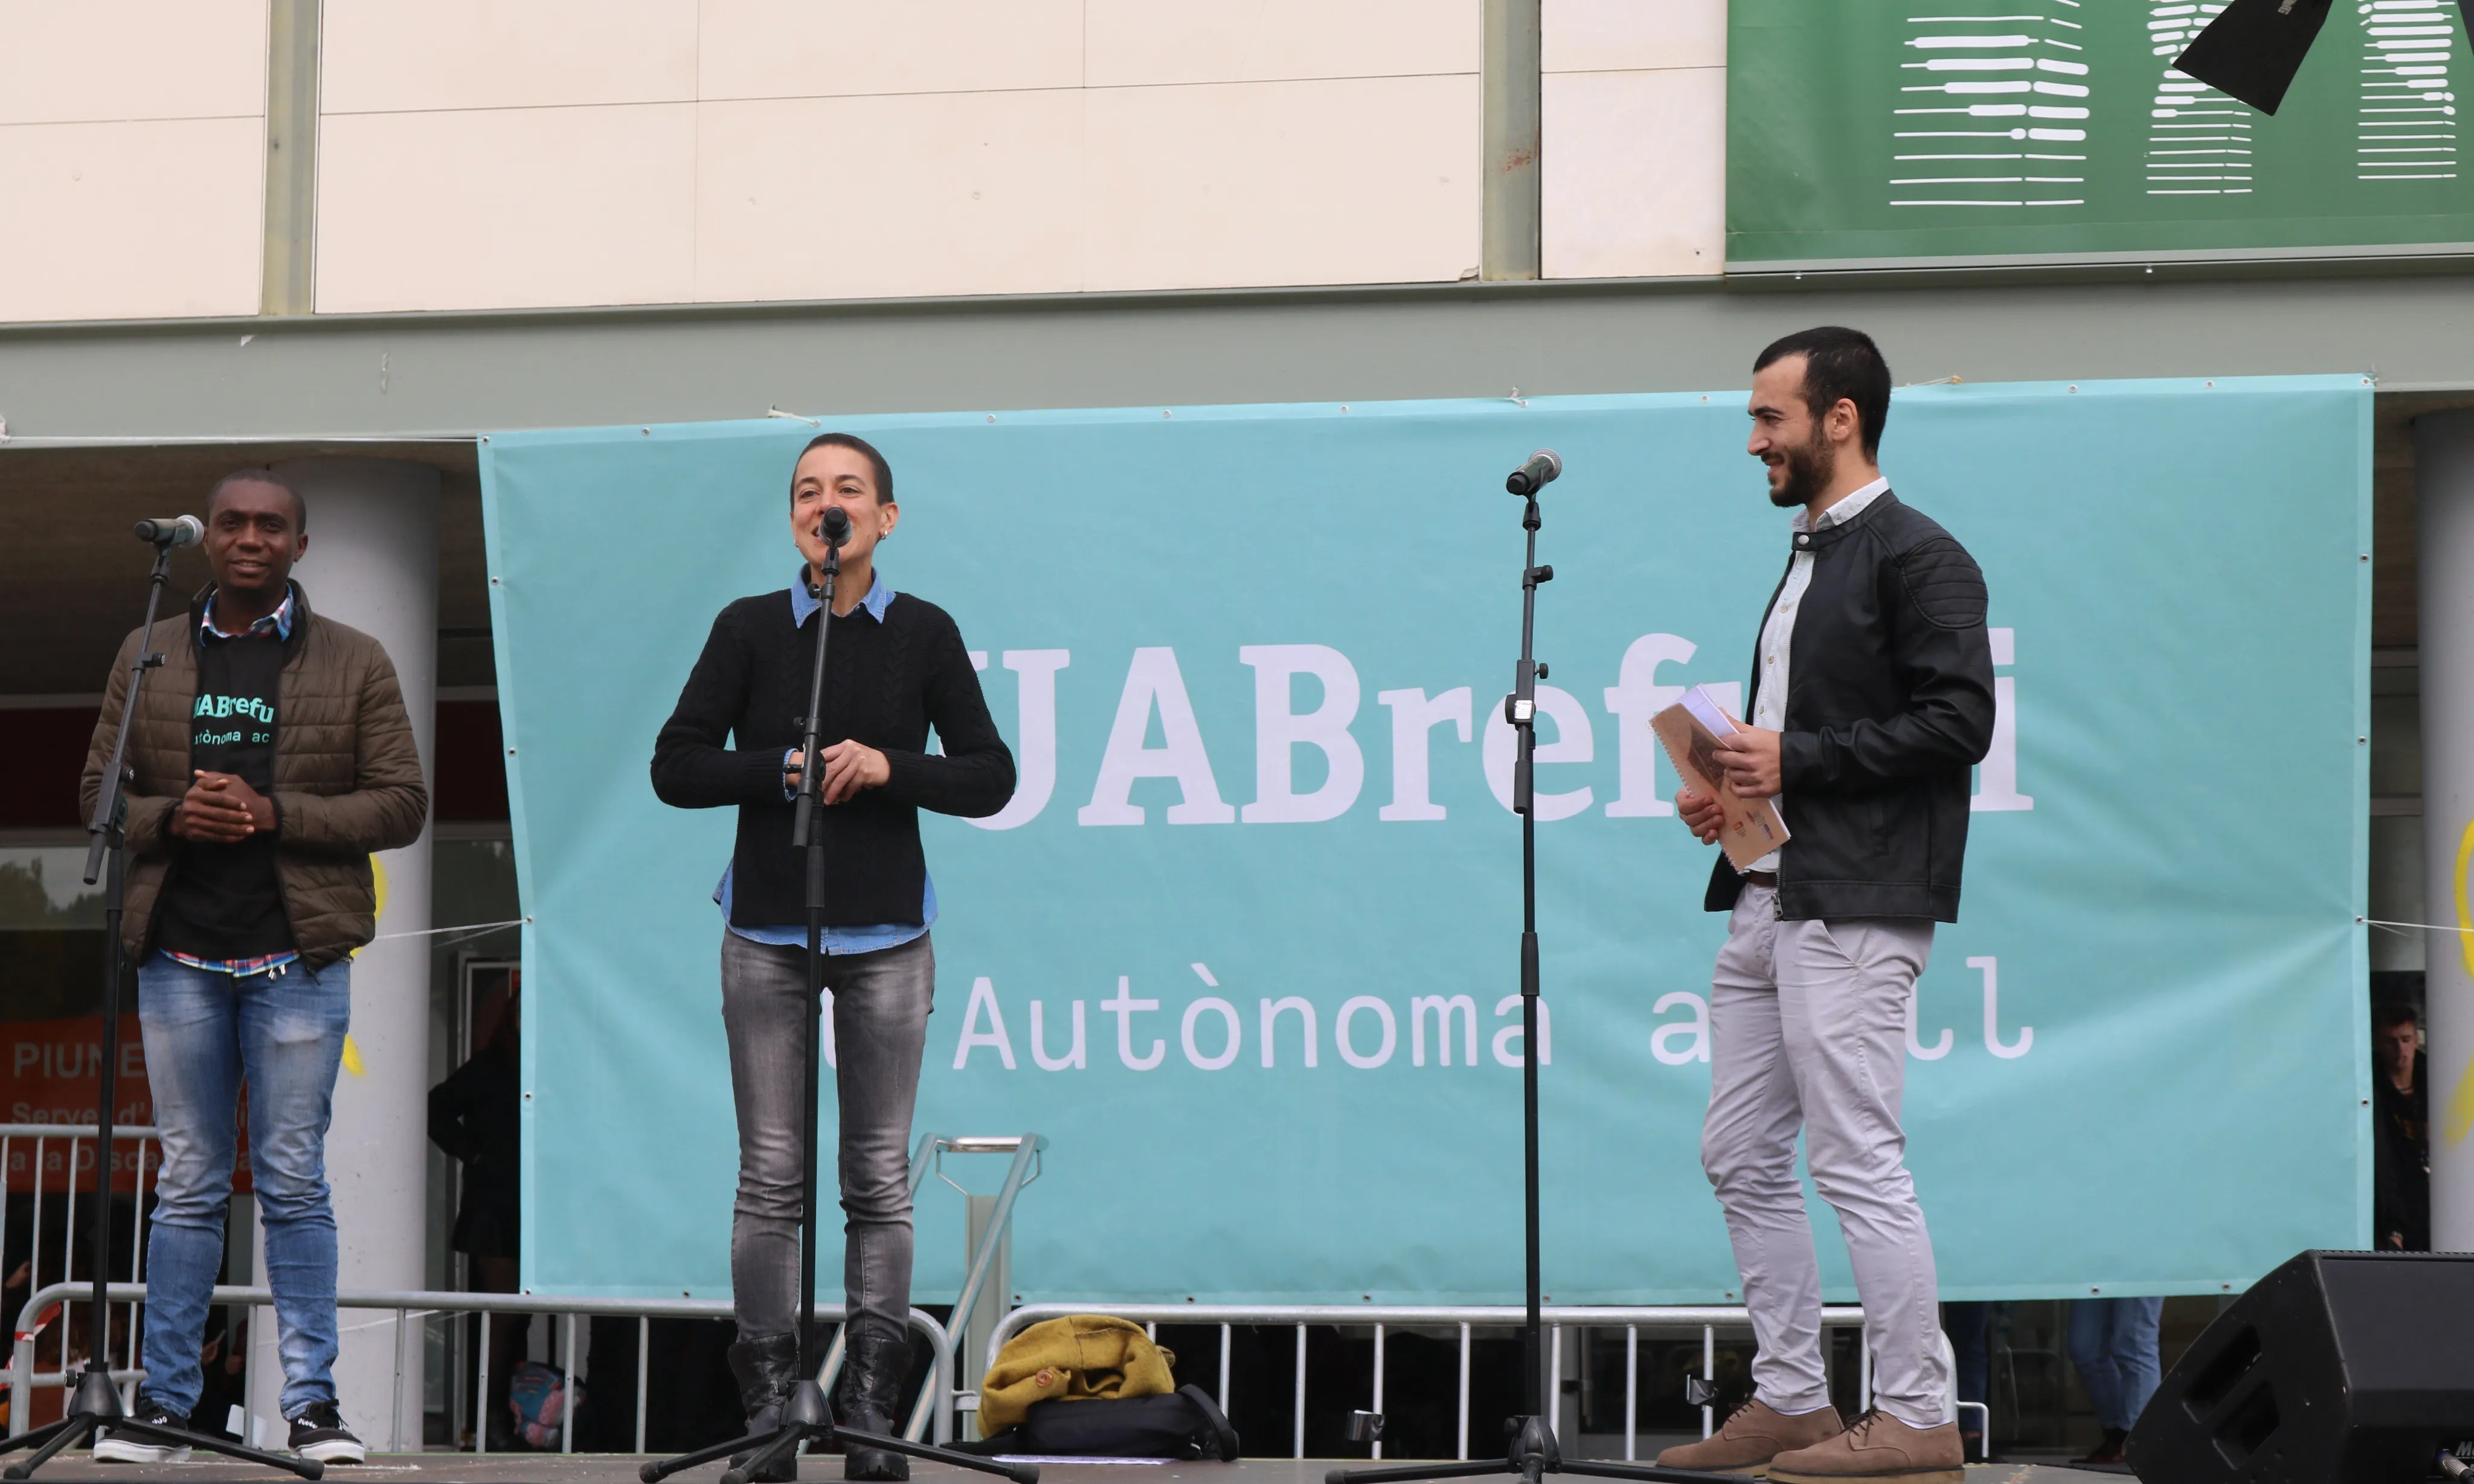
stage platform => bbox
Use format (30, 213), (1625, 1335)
(12, 1456), (2128, 1484)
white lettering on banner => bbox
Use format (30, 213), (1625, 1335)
(1603, 634), (1698, 818)
(8, 1041), (146, 1079)
(1260, 997), (1318, 1067)
(1973, 628), (2033, 812)
(1906, 983), (1955, 1061)
(1651, 991), (1711, 1065)
(1491, 994), (1552, 1066)
(1482, 685), (1595, 820)
(968, 650), (1071, 830)
(954, 977), (1017, 1070)
(1411, 994), (1478, 1067)
(1080, 647), (1236, 825)
(946, 983), (1579, 1074)
(1182, 998), (1242, 1069)
(1973, 956), (2033, 1058)
(1375, 687), (1472, 821)
(1030, 1000), (1086, 1070)
(1336, 997), (1398, 1068)
(1239, 645), (1364, 823)
(1103, 976), (1168, 1069)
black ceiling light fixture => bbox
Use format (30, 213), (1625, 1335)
(2175, 0), (2474, 115)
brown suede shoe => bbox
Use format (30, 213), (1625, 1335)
(1654, 1397), (1845, 1477)
(1766, 1409), (1965, 1483)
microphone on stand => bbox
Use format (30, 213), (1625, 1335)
(1506, 451), (1561, 496)
(818, 506), (852, 548)
(133, 515), (204, 547)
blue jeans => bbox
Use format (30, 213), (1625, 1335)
(136, 954), (351, 1420)
(2068, 1296), (2165, 1433)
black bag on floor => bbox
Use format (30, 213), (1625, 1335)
(961, 1384), (1241, 1461)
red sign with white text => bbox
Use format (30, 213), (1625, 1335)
(2, 1015), (251, 1193)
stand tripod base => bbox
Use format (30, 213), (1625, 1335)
(640, 1380), (1038, 1484)
(0, 1365), (322, 1481)
(1328, 1416), (1743, 1484)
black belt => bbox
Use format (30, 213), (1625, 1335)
(1741, 870), (1779, 888)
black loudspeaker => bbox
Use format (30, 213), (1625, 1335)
(2128, 1250), (2474, 1483)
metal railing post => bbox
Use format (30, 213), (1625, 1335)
(635, 1315), (650, 1454)
(1702, 1325), (1715, 1437)
(1293, 1325), (1306, 1459)
(1457, 1322), (1471, 1460)
(1623, 1325), (1637, 1460)
(1371, 1323), (1385, 1460)
(475, 1309), (490, 1455)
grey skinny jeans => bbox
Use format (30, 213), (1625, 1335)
(721, 930), (934, 1346)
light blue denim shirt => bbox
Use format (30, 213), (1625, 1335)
(714, 572), (937, 952)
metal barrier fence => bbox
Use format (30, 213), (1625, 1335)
(8, 1283), (957, 1451)
(1, 1123), (158, 1414)
(4, 1126), (1987, 1460)
(18, 1288), (1917, 1462)
(986, 1302), (1875, 1463)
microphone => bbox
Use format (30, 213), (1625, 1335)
(134, 515), (204, 547)
(1506, 450), (1561, 496)
(818, 506), (852, 548)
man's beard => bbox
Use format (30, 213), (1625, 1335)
(1770, 430), (1836, 509)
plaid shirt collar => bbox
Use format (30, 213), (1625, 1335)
(201, 583), (297, 641)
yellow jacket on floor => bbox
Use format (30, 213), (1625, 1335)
(978, 1315), (1177, 1433)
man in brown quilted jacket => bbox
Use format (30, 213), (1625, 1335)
(78, 469), (426, 1466)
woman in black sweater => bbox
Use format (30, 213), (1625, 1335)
(651, 433), (1015, 1481)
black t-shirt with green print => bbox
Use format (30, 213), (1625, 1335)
(153, 630), (295, 962)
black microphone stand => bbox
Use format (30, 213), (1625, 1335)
(1, 537), (321, 1481)
(1327, 469), (1727, 1484)
(642, 525), (1033, 1484)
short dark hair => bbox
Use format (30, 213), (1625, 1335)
(2373, 1001), (2421, 1032)
(791, 432), (894, 504)
(1754, 326), (1892, 460)
(207, 468), (307, 530)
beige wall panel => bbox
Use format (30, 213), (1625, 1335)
(1542, 0), (1724, 74)
(1541, 67), (1723, 280)
(1085, 0), (1477, 87)
(0, 0), (265, 125)
(322, 0), (695, 114)
(699, 0), (1082, 99)
(0, 118), (263, 322)
(1084, 75), (1479, 292)
(696, 92), (1082, 301)
(316, 105), (696, 312)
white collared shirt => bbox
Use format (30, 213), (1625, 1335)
(1746, 475), (1891, 873)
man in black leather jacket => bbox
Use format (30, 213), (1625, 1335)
(1656, 327), (1994, 1484)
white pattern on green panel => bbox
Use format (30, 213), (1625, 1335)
(1891, 0), (2091, 210)
(2147, 4), (2255, 196)
(2358, 0), (2461, 182)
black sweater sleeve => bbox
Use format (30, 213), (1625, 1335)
(651, 603), (795, 809)
(876, 609), (1018, 818)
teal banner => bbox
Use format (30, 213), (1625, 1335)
(481, 376), (2371, 1305)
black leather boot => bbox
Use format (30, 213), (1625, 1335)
(728, 1332), (802, 1483)
(837, 1329), (911, 1482)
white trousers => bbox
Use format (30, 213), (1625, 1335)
(1701, 882), (1950, 1429)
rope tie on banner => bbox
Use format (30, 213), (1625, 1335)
(366, 916), (529, 944)
(2361, 917), (2474, 936)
